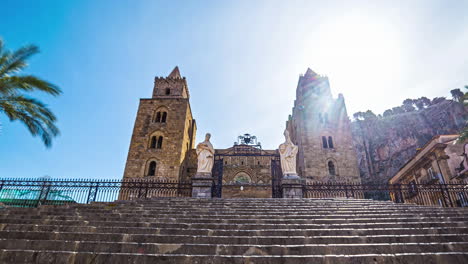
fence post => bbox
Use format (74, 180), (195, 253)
(443, 183), (454, 207)
(395, 184), (404, 204)
(36, 180), (51, 207)
(437, 183), (448, 207)
(144, 181), (149, 198)
(86, 182), (99, 204)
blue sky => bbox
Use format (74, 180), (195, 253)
(1, 0), (467, 179)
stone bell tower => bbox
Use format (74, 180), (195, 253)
(123, 67), (197, 180)
(286, 68), (360, 183)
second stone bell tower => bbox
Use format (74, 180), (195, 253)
(286, 68), (360, 183)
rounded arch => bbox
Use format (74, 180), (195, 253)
(153, 106), (169, 123)
(233, 172), (252, 184)
(148, 131), (165, 149)
(144, 159), (158, 177)
(326, 158), (338, 176)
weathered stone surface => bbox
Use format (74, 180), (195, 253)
(286, 69), (361, 183)
(281, 178), (304, 198)
(1, 198), (468, 263)
(352, 100), (467, 184)
(191, 172), (213, 198)
(123, 67), (196, 180)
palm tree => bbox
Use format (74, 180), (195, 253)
(0, 39), (62, 147)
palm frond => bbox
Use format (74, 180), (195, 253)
(0, 45), (39, 77)
(0, 94), (59, 147)
(0, 75), (62, 96)
(0, 39), (4, 56)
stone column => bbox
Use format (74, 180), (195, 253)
(281, 174), (304, 198)
(192, 172), (213, 198)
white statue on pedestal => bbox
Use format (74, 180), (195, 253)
(196, 133), (215, 173)
(279, 129), (299, 177)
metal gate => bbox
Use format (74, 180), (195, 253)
(271, 156), (283, 198)
(212, 157), (223, 198)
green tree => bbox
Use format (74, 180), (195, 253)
(458, 86), (468, 142)
(419, 97), (431, 107)
(0, 39), (62, 147)
(450, 88), (464, 103)
(353, 111), (365, 121)
(431, 97), (446, 105)
(391, 106), (405, 114)
(383, 109), (393, 117)
(363, 110), (377, 120)
(402, 99), (416, 112)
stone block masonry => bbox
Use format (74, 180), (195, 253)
(1, 198), (468, 263)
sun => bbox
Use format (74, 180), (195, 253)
(303, 14), (404, 113)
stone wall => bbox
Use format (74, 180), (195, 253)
(222, 184), (272, 198)
(123, 98), (193, 180)
(123, 68), (196, 181)
(287, 69), (361, 183)
(352, 100), (467, 184)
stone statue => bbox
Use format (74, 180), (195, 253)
(196, 133), (215, 173)
(279, 129), (299, 178)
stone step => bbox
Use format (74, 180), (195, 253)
(1, 218), (466, 230)
(9, 209), (467, 218)
(3, 224), (467, 237)
(1, 231), (467, 245)
(1, 215), (466, 226)
(5, 212), (468, 220)
(0, 239), (467, 255)
(5, 207), (468, 216)
(1, 249), (468, 264)
(39, 202), (440, 208)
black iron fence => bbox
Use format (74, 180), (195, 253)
(2, 178), (467, 208)
(303, 182), (468, 207)
(0, 178), (192, 208)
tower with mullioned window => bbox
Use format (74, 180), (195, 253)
(123, 67), (196, 180)
(286, 68), (360, 183)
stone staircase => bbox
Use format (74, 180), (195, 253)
(0, 198), (468, 263)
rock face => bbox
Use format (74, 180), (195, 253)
(352, 100), (467, 184)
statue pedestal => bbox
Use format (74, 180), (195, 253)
(192, 172), (213, 198)
(281, 175), (304, 198)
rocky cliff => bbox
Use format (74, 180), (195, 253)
(351, 100), (467, 184)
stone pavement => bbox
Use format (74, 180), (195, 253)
(1, 198), (468, 263)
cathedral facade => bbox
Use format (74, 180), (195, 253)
(123, 67), (360, 196)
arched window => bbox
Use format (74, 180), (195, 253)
(328, 161), (336, 175)
(155, 112), (161, 122)
(157, 136), (163, 149)
(233, 172), (252, 184)
(147, 161), (156, 176)
(150, 136), (157, 148)
(165, 88), (171, 95)
(328, 136), (334, 148)
(154, 110), (168, 123)
(322, 136), (328, 148)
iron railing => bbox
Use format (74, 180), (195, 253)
(302, 182), (468, 207)
(1, 178), (467, 208)
(0, 178), (192, 208)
